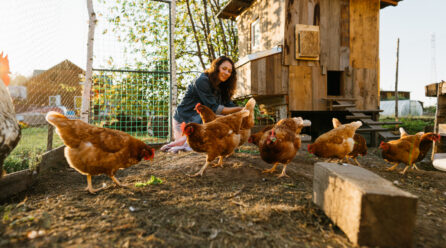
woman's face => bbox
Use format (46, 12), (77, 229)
(217, 60), (232, 83)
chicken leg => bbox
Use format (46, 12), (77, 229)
(401, 165), (411, 175)
(277, 164), (290, 178)
(212, 156), (224, 168)
(111, 175), (128, 187)
(85, 174), (105, 194)
(192, 155), (214, 177)
(386, 162), (399, 171)
(262, 162), (279, 174)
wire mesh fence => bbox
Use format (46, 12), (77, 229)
(91, 0), (173, 144)
(1, 0), (87, 173)
(90, 68), (171, 144)
(2, 0), (173, 174)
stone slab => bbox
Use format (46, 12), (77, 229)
(313, 162), (418, 247)
(432, 153), (446, 171)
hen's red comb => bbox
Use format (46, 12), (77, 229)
(181, 122), (186, 133)
(194, 103), (202, 113)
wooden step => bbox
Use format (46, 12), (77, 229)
(332, 104), (356, 109)
(357, 128), (390, 132)
(379, 131), (400, 141)
(346, 115), (371, 120)
(348, 109), (383, 113)
(322, 97), (357, 101)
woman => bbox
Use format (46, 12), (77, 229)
(161, 56), (242, 153)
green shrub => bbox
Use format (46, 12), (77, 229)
(380, 117), (434, 134)
(4, 126), (62, 173)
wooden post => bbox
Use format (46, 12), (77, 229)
(47, 125), (54, 151)
(169, 0), (177, 141)
(81, 0), (97, 123)
(432, 82), (442, 159)
(394, 38), (399, 122)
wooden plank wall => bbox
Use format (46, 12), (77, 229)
(352, 68), (379, 110)
(237, 0), (285, 58)
(318, 0), (350, 71)
(350, 0), (380, 110)
(289, 65), (327, 111)
(235, 63), (252, 98)
(235, 53), (288, 98)
(283, 0), (318, 66)
(350, 0), (379, 69)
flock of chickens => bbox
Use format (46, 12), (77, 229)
(0, 52), (439, 195)
(45, 97), (440, 194)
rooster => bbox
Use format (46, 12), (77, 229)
(182, 109), (250, 177)
(308, 120), (362, 161)
(332, 118), (367, 166)
(195, 98), (256, 147)
(258, 117), (305, 178)
(46, 111), (154, 193)
(0, 52), (21, 177)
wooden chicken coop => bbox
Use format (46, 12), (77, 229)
(218, 0), (403, 144)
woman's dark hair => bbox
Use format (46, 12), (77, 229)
(205, 56), (237, 102)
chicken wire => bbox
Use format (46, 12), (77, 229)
(1, 0), (174, 174)
(90, 0), (173, 144)
(2, 1), (86, 173)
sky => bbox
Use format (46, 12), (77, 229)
(0, 0), (444, 107)
(380, 0), (446, 106)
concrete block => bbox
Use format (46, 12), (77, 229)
(313, 162), (418, 247)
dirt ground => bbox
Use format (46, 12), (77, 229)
(1, 144), (445, 248)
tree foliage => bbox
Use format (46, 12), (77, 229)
(96, 0), (238, 81)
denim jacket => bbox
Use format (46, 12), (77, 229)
(174, 73), (237, 124)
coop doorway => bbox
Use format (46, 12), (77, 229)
(327, 70), (343, 96)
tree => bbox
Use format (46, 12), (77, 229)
(96, 0), (238, 90)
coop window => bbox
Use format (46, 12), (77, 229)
(327, 71), (342, 96)
(251, 18), (260, 50)
(313, 4), (320, 25)
(295, 24), (320, 60)
(74, 96), (82, 110)
(49, 95), (61, 106)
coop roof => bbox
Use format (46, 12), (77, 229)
(217, 0), (254, 20)
(217, 0), (403, 20)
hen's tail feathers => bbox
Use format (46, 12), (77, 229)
(332, 118), (342, 128)
(399, 127), (408, 138)
(293, 117), (304, 126)
(239, 109), (250, 118)
(46, 111), (68, 127)
(350, 121), (362, 130)
(243, 98), (256, 111)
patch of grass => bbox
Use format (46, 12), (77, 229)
(380, 117), (434, 134)
(4, 126), (64, 174)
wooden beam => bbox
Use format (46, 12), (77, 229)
(380, 0), (398, 6)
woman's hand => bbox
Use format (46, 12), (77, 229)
(221, 106), (243, 115)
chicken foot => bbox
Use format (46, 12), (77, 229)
(191, 155), (213, 177)
(211, 156), (224, 168)
(386, 162), (399, 171)
(85, 174), (105, 194)
(277, 164), (290, 178)
(262, 162), (279, 174)
(401, 165), (411, 175)
(111, 175), (128, 187)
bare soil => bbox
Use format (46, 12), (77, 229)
(1, 144), (445, 248)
